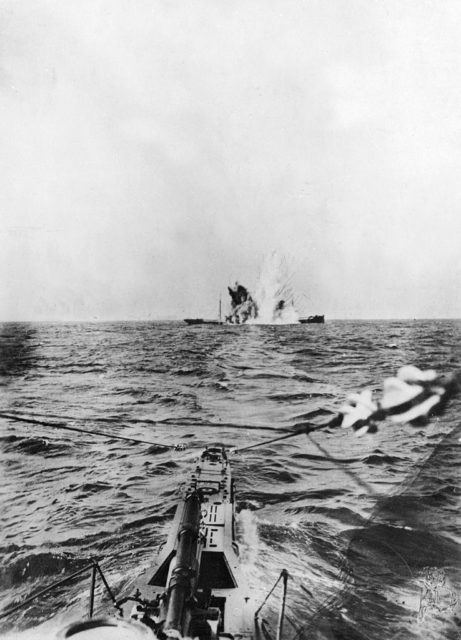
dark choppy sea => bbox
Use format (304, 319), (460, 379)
(1, 320), (460, 639)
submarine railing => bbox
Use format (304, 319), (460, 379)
(0, 559), (121, 622)
(255, 569), (289, 640)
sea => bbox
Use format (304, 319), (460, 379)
(0, 320), (460, 640)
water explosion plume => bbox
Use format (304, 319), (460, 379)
(227, 253), (299, 325)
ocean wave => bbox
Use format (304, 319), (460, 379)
(361, 450), (407, 465)
(1, 320), (460, 638)
(0, 552), (89, 588)
(268, 391), (335, 402)
(0, 435), (70, 456)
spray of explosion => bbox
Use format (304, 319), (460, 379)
(226, 253), (299, 325)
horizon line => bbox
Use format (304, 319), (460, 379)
(1, 317), (460, 324)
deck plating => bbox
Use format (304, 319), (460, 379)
(129, 446), (255, 640)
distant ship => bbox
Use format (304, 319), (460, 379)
(299, 315), (325, 324)
(184, 318), (223, 326)
(184, 286), (324, 326)
(184, 299), (224, 326)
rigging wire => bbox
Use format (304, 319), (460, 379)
(231, 415), (342, 453)
(0, 408), (338, 456)
(0, 409), (290, 433)
(0, 412), (179, 450)
(231, 428), (308, 453)
(0, 410), (301, 453)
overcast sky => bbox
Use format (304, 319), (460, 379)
(1, 0), (460, 320)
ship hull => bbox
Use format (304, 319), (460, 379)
(299, 315), (325, 324)
(184, 319), (223, 325)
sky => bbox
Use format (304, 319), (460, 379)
(1, 0), (460, 320)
